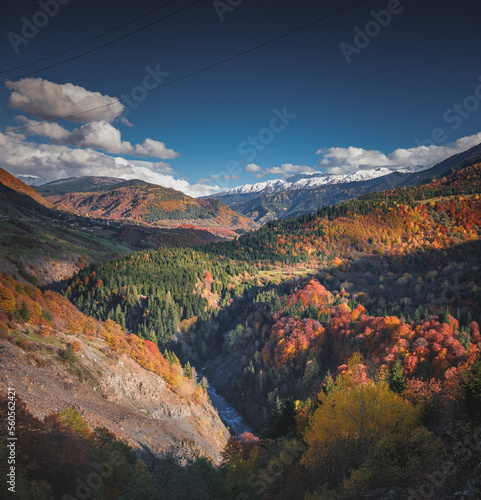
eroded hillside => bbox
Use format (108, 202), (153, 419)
(0, 272), (229, 463)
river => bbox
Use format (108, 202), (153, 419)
(207, 386), (255, 437)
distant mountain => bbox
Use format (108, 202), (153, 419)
(40, 177), (258, 236)
(217, 167), (406, 200)
(0, 167), (53, 208)
(37, 175), (129, 196)
(212, 143), (481, 224)
(16, 174), (54, 186)
(0, 171), (229, 286)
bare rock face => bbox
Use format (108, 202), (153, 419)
(0, 332), (229, 464)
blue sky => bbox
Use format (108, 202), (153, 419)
(1, 0), (480, 196)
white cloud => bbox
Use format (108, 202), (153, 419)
(119, 117), (134, 127)
(0, 132), (220, 197)
(316, 133), (481, 174)
(245, 163), (315, 178)
(11, 117), (180, 161)
(6, 78), (125, 123)
(65, 120), (131, 153)
(245, 163), (262, 173)
(133, 137), (180, 160)
(263, 163), (316, 177)
(7, 115), (70, 141)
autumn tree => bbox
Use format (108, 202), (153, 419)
(301, 355), (422, 486)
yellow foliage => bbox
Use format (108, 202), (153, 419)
(383, 316), (401, 333)
(301, 357), (421, 484)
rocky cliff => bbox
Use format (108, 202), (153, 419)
(0, 325), (229, 464)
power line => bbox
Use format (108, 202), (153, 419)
(1, 0), (203, 84)
(0, 0), (182, 75)
(7, 0), (369, 134)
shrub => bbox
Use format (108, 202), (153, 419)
(59, 344), (77, 363)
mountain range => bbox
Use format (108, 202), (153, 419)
(37, 176), (257, 237)
(1, 143), (481, 498)
(209, 143), (481, 223)
(0, 168), (228, 286)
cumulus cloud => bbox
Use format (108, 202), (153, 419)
(0, 132), (220, 197)
(11, 118), (180, 160)
(7, 115), (70, 141)
(133, 138), (180, 160)
(316, 133), (481, 174)
(263, 163), (316, 177)
(245, 163), (262, 173)
(6, 78), (125, 123)
(248, 163), (315, 178)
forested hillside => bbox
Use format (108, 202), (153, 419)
(211, 142), (481, 224)
(44, 179), (257, 237)
(0, 171), (230, 287)
(61, 161), (481, 498)
(64, 248), (255, 349)
(0, 271), (230, 499)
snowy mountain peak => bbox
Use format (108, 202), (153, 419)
(17, 174), (55, 187)
(220, 167), (409, 197)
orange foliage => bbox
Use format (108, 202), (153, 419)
(0, 272), (199, 404)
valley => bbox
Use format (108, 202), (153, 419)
(1, 152), (481, 499)
(1, 2), (480, 497)
(38, 176), (258, 238)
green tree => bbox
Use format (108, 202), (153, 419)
(57, 407), (89, 436)
(19, 300), (30, 322)
(387, 358), (406, 394)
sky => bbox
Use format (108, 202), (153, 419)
(0, 0), (481, 197)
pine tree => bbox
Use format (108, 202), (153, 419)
(414, 306), (422, 323)
(19, 300), (30, 322)
(463, 352), (481, 421)
(323, 370), (335, 395)
(388, 358), (406, 394)
(184, 361), (193, 379)
(277, 398), (297, 436)
(42, 308), (53, 323)
(423, 307), (430, 320)
(440, 306), (450, 324)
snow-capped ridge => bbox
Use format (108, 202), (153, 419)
(221, 167), (411, 197)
